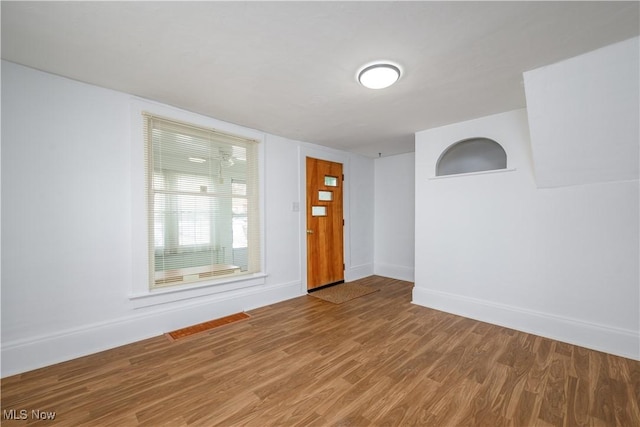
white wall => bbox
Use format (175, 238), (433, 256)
(374, 152), (415, 281)
(347, 153), (375, 280)
(1, 61), (374, 376)
(525, 37), (639, 188)
(414, 109), (639, 360)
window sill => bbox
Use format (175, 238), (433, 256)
(129, 272), (268, 308)
(429, 168), (516, 180)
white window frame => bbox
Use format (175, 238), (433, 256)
(129, 98), (266, 308)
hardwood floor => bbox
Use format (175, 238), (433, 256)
(2, 276), (639, 426)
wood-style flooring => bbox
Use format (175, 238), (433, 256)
(2, 276), (639, 426)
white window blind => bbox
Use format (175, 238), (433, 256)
(144, 113), (260, 288)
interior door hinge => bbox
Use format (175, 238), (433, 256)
(343, 263), (345, 270)
(342, 174), (344, 181)
(343, 219), (345, 226)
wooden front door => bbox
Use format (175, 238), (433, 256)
(306, 157), (344, 290)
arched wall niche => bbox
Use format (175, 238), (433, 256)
(436, 137), (507, 176)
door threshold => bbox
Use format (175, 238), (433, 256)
(308, 280), (344, 293)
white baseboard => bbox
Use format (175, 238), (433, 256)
(1, 281), (302, 378)
(374, 263), (415, 282)
(412, 287), (639, 361)
(345, 263), (374, 282)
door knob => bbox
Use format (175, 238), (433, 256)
(306, 229), (314, 234)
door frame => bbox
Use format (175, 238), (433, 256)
(298, 145), (351, 294)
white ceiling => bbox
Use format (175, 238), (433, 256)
(2, 1), (639, 157)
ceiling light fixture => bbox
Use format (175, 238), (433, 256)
(219, 150), (235, 167)
(357, 62), (401, 89)
(188, 157), (206, 163)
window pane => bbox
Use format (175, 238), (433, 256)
(153, 171), (165, 190)
(232, 145), (247, 161)
(177, 194), (210, 246)
(312, 206), (327, 216)
(232, 198), (247, 215)
(233, 216), (248, 249)
(318, 190), (333, 201)
(154, 193), (165, 248)
(232, 180), (246, 196)
(324, 176), (338, 187)
(175, 173), (211, 193)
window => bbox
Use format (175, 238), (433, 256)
(144, 113), (260, 288)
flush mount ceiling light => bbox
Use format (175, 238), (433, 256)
(357, 62), (401, 89)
